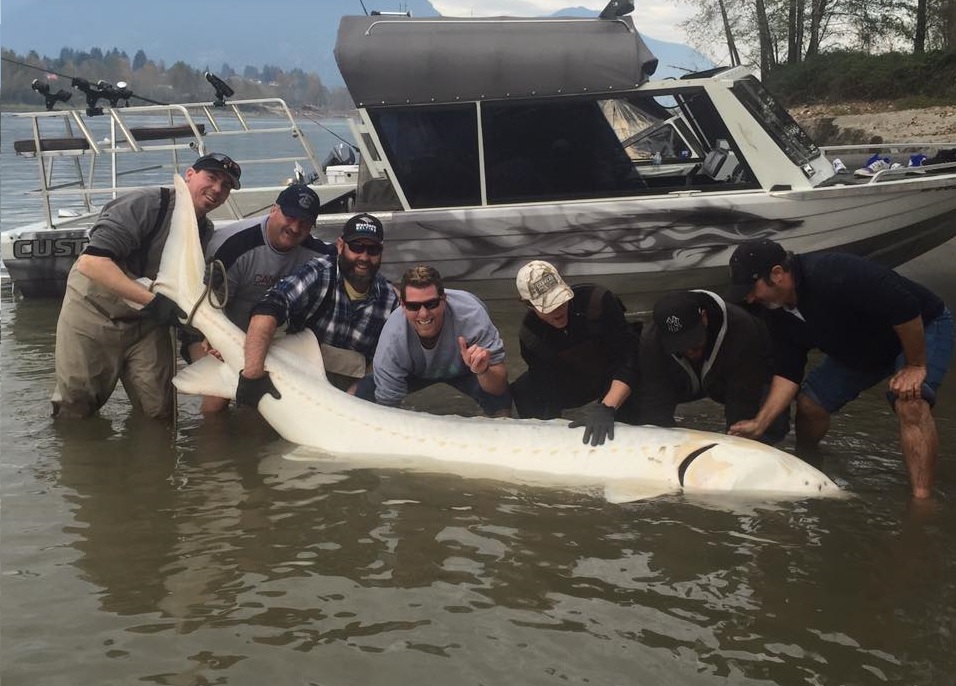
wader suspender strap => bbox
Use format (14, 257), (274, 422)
(139, 186), (171, 275)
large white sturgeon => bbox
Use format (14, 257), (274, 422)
(156, 174), (840, 501)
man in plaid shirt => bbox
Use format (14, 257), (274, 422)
(237, 213), (399, 408)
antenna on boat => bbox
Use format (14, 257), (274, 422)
(598, 0), (635, 19)
(205, 72), (235, 107)
(31, 79), (73, 111)
(358, 0), (370, 15)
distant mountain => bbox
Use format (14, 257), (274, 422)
(2, 0), (710, 87)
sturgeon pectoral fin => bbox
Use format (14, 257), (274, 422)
(173, 355), (238, 399)
(603, 480), (677, 503)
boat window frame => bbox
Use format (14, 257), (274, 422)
(366, 104), (483, 210)
(730, 75), (821, 168)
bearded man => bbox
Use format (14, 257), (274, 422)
(236, 213), (399, 405)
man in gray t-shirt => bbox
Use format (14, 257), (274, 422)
(52, 153), (240, 420)
(189, 184), (331, 413)
(355, 265), (512, 416)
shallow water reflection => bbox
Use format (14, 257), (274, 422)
(3, 264), (955, 684)
(4, 320), (953, 684)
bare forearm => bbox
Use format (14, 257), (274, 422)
(243, 314), (278, 378)
(477, 362), (509, 396)
(893, 316), (927, 368)
(76, 254), (153, 306)
(754, 375), (800, 431)
(731, 375), (800, 438)
(601, 379), (632, 411)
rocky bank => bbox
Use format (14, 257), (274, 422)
(790, 102), (956, 145)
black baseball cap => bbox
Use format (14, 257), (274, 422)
(726, 238), (787, 303)
(341, 213), (384, 244)
(192, 152), (242, 189)
(653, 291), (706, 354)
(276, 184), (321, 225)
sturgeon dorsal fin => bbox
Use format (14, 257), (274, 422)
(272, 331), (324, 368)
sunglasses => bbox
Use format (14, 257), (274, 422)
(206, 153), (241, 178)
(346, 241), (383, 256)
(403, 297), (443, 312)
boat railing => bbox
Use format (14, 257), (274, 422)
(820, 142), (956, 155)
(12, 97), (327, 228)
(867, 158), (956, 182)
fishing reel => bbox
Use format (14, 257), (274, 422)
(31, 79), (72, 111)
(71, 77), (131, 116)
(98, 80), (134, 108)
(205, 72), (234, 107)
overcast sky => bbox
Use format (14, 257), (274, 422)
(428, 1), (695, 44)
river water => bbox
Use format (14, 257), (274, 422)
(2, 111), (955, 685)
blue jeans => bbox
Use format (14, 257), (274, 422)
(802, 307), (954, 412)
(355, 373), (513, 415)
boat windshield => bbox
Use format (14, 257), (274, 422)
(730, 75), (820, 167)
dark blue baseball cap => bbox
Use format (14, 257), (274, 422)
(726, 238), (787, 303)
(276, 184), (321, 225)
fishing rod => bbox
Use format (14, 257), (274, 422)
(2, 55), (169, 113)
(294, 107), (360, 153)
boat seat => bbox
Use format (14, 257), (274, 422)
(14, 138), (90, 155)
(127, 124), (206, 142)
(13, 124), (206, 156)
(700, 145), (739, 181)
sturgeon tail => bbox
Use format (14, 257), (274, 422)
(152, 174), (207, 318)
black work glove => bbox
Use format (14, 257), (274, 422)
(236, 371), (282, 409)
(563, 400), (616, 447)
(142, 293), (186, 327)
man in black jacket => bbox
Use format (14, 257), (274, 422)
(635, 289), (787, 443)
(511, 260), (640, 446)
(725, 238), (954, 500)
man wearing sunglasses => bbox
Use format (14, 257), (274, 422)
(183, 184), (335, 414)
(52, 152), (240, 420)
(355, 265), (513, 417)
(237, 213), (399, 407)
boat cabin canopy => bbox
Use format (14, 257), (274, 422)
(335, 14), (658, 107)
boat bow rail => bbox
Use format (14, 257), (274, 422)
(4, 96), (360, 298)
(12, 97), (333, 228)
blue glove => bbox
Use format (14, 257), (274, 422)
(236, 371), (281, 409)
(142, 293), (185, 326)
(563, 400), (616, 446)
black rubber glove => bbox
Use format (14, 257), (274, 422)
(563, 400), (616, 447)
(142, 293), (186, 327)
(236, 371), (282, 409)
